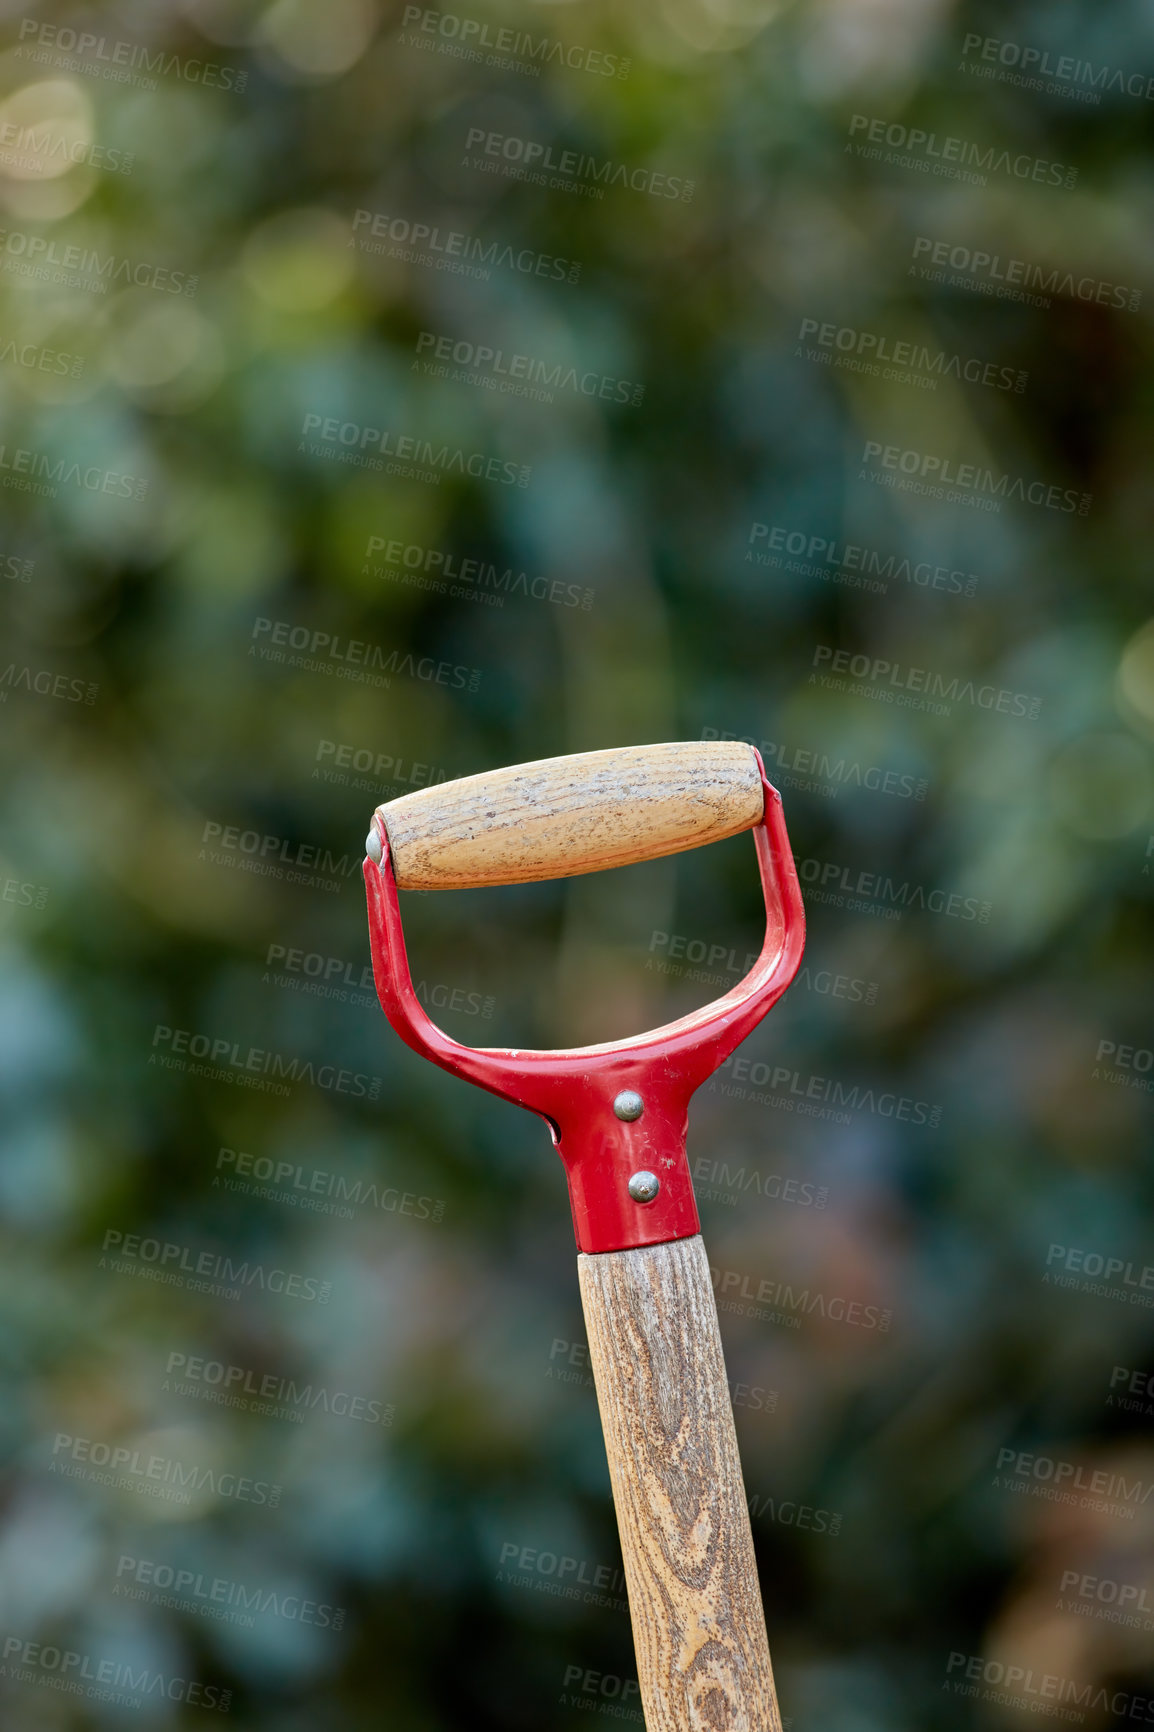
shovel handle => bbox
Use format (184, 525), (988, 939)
(375, 741), (763, 889)
(578, 1235), (782, 1732)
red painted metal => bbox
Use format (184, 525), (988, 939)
(363, 753), (805, 1255)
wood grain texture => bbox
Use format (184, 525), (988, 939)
(377, 741), (763, 890)
(578, 1235), (781, 1732)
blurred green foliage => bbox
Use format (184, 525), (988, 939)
(1, 0), (1153, 1726)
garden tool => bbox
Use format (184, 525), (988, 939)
(362, 741), (804, 1732)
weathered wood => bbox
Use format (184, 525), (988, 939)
(578, 1235), (781, 1732)
(376, 742), (763, 890)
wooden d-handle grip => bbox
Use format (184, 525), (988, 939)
(375, 741), (763, 890)
(580, 1235), (781, 1732)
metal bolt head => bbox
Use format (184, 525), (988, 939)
(613, 1089), (644, 1122)
(365, 828), (382, 863)
(628, 1170), (660, 1204)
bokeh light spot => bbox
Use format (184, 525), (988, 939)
(241, 207), (355, 311)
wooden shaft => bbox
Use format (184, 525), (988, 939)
(376, 741), (763, 890)
(578, 1235), (781, 1732)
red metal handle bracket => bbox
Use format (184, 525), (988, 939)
(363, 754), (805, 1254)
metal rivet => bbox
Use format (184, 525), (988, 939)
(365, 829), (382, 863)
(628, 1170), (660, 1204)
(613, 1090), (643, 1122)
